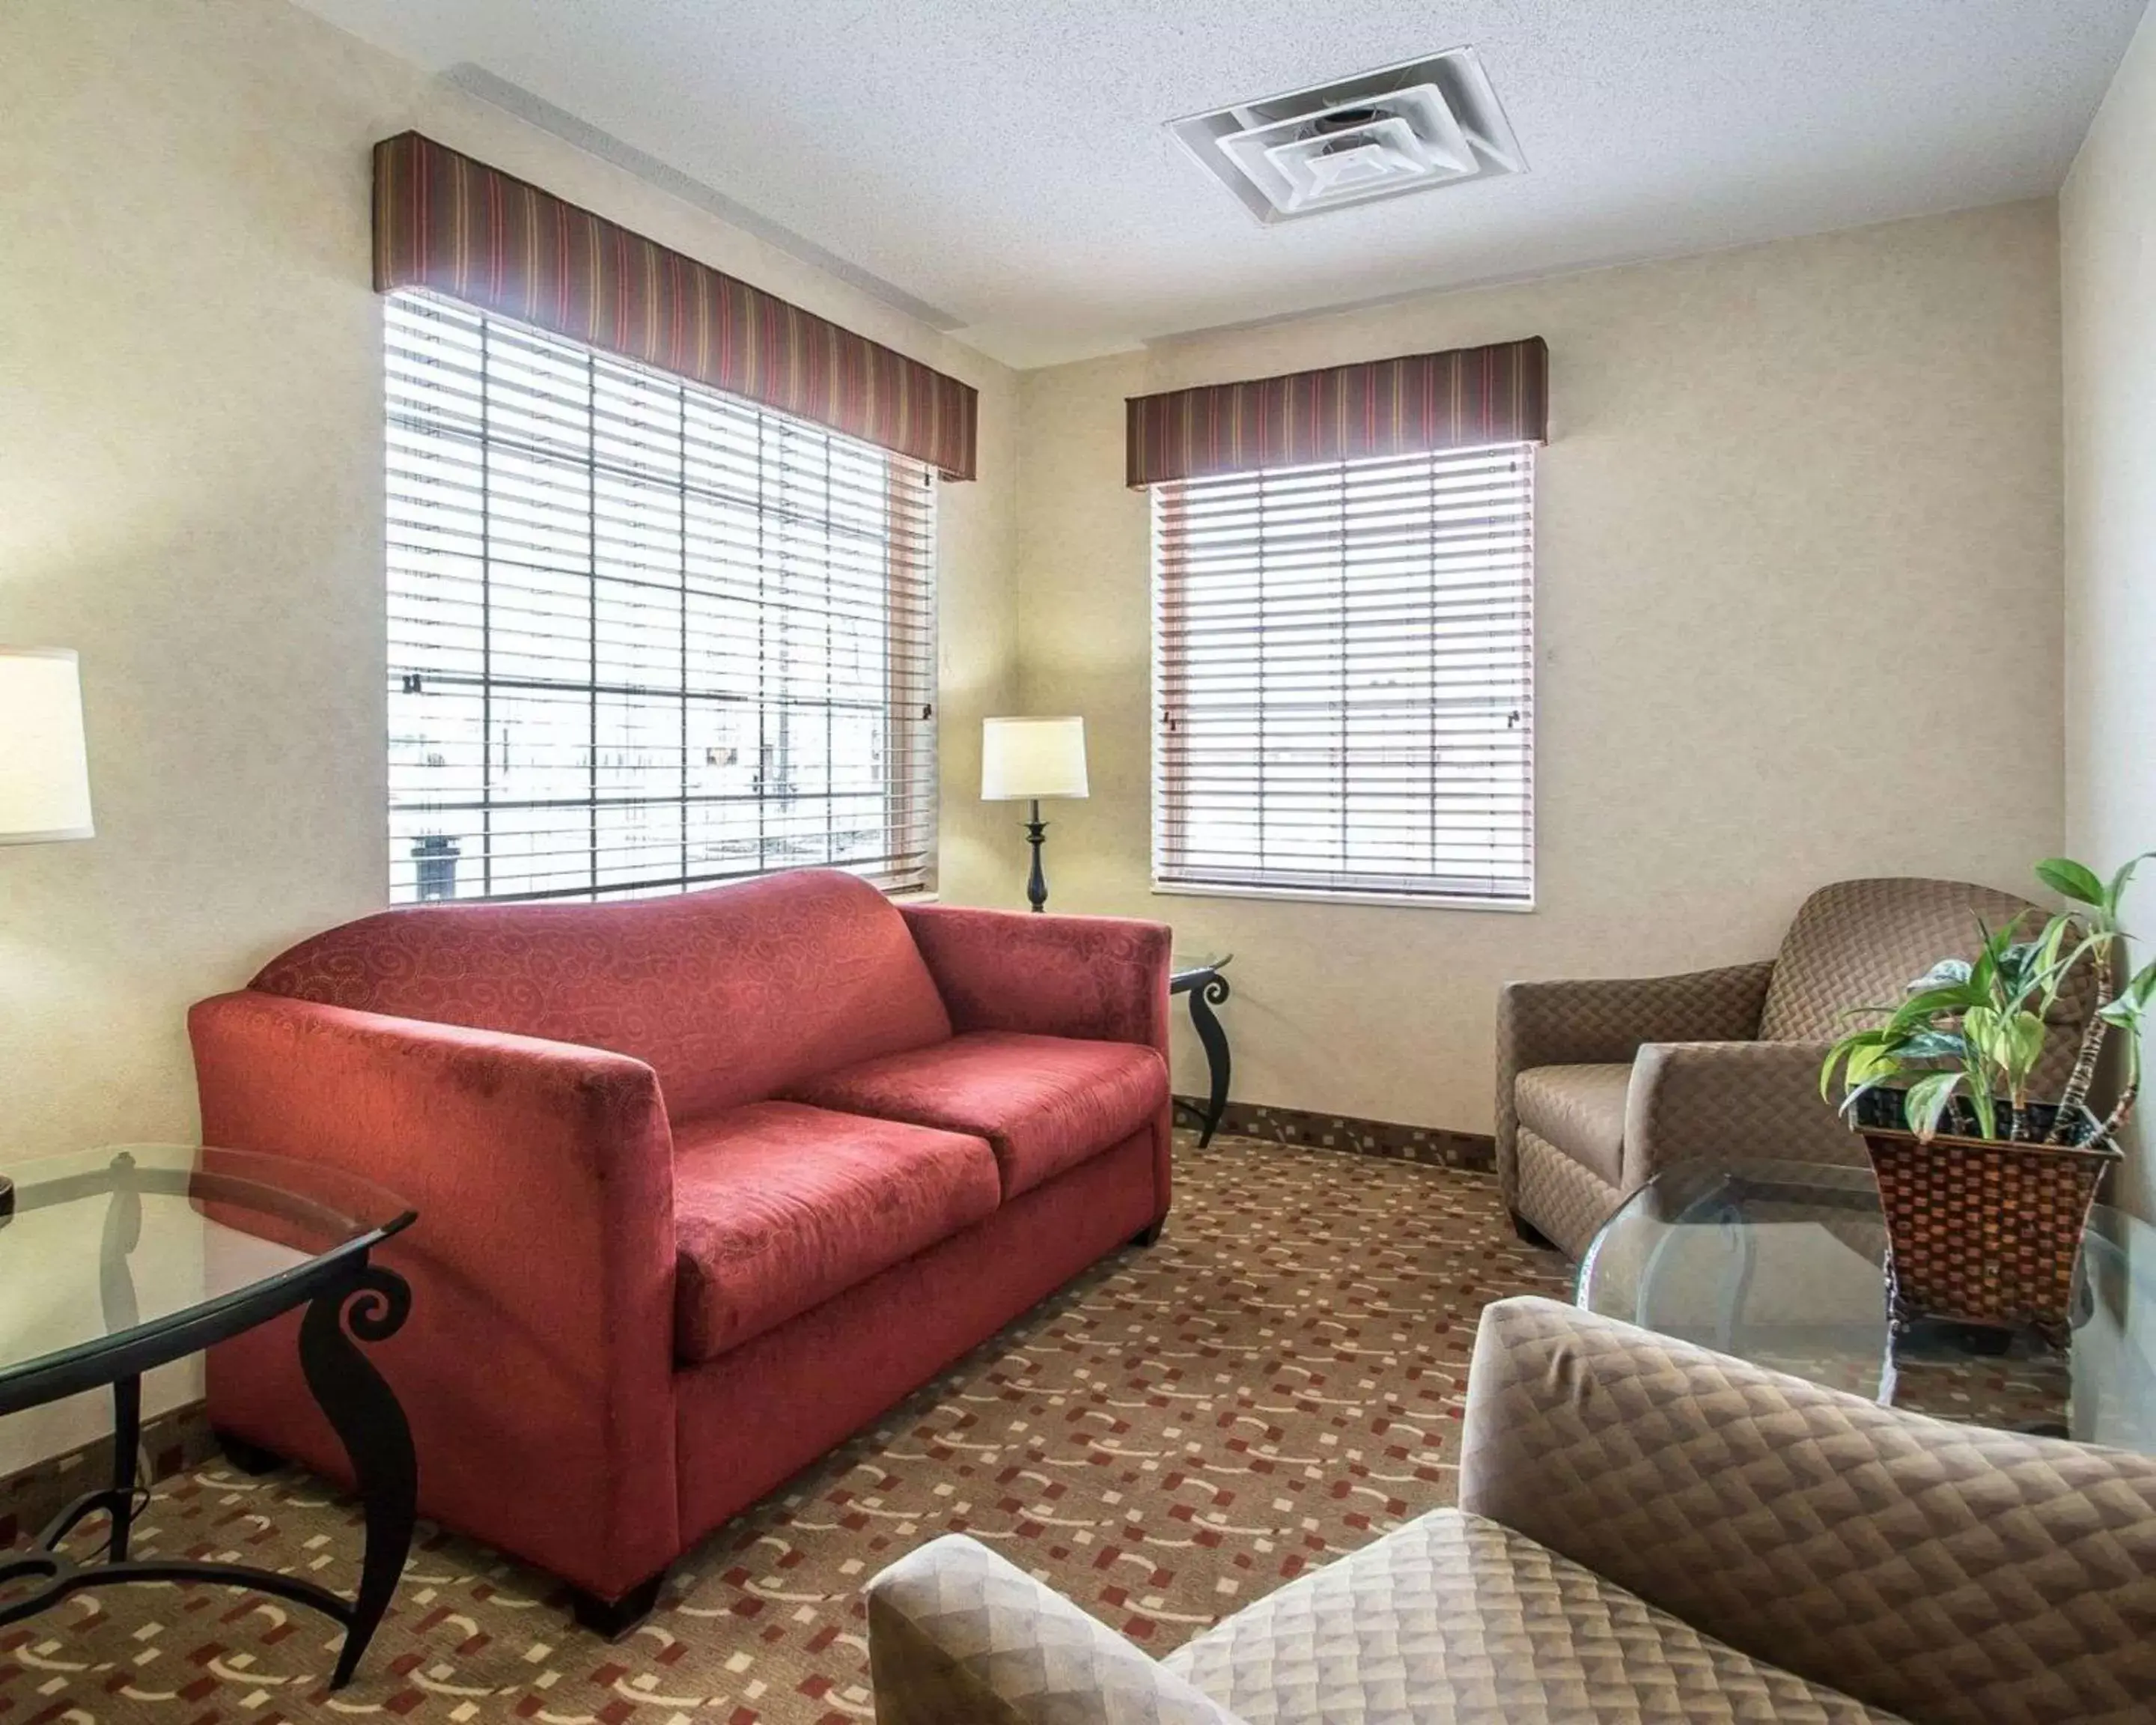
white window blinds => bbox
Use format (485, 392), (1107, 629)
(384, 291), (937, 905)
(1152, 444), (1534, 905)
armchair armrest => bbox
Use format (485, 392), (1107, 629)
(1496, 962), (1773, 1199)
(901, 904), (1172, 1053)
(188, 990), (680, 1598)
(868, 1534), (1244, 1725)
(1460, 1297), (2156, 1724)
(1621, 1038), (1860, 1187)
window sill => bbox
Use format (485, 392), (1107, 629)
(1151, 880), (1535, 913)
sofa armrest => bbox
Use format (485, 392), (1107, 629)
(868, 1535), (1245, 1725)
(188, 990), (680, 1597)
(1621, 1039), (1860, 1187)
(901, 904), (1172, 1053)
(1496, 962), (1773, 1200)
(1459, 1296), (2156, 1724)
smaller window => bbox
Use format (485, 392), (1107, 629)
(1151, 444), (1535, 905)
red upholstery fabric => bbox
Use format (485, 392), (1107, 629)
(784, 1031), (1169, 1199)
(674, 1128), (1157, 1544)
(249, 870), (952, 1121)
(192, 991), (680, 1598)
(896, 904), (1175, 1224)
(900, 904), (1172, 1049)
(672, 1104), (1001, 1363)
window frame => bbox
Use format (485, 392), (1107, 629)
(383, 289), (939, 908)
(1149, 442), (1537, 912)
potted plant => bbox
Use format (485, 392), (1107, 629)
(1818, 855), (2156, 1336)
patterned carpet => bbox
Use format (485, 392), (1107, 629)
(0, 1134), (1568, 1724)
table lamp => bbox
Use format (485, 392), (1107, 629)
(0, 647), (94, 844)
(981, 716), (1087, 912)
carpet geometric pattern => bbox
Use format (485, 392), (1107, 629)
(0, 1134), (1569, 1725)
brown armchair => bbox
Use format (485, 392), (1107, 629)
(1496, 877), (2092, 1259)
(867, 1297), (2156, 1725)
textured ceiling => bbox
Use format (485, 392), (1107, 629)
(297, 0), (2149, 368)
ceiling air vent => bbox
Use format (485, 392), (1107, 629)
(1169, 49), (1525, 225)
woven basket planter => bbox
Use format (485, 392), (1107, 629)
(1850, 1088), (2120, 1336)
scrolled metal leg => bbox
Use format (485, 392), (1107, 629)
(299, 1262), (416, 1689)
(1186, 975), (1231, 1147)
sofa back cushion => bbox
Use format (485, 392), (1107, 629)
(1757, 875), (2056, 1043)
(250, 869), (953, 1119)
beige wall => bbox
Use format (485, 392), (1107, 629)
(2064, 5), (2156, 1220)
(1014, 203), (2068, 1131)
(0, 0), (1017, 1464)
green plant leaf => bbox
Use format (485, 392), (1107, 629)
(2037, 857), (2106, 906)
(1902, 1070), (1963, 1141)
(2105, 851), (2156, 917)
(1895, 1029), (1967, 1061)
(2003, 1009), (2046, 1078)
(1892, 985), (1979, 1023)
(1843, 1044), (1901, 1087)
(1909, 958), (1973, 991)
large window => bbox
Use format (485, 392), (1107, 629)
(1152, 443), (1534, 906)
(384, 291), (937, 905)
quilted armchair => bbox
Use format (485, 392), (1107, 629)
(866, 1297), (2156, 1725)
(1496, 876), (2094, 1258)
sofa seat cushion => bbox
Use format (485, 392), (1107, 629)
(782, 1031), (1168, 1200)
(672, 1102), (1002, 1363)
(1513, 1063), (1633, 1188)
(1164, 1509), (1903, 1725)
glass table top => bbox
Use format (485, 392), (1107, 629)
(0, 1145), (415, 1399)
(1577, 1160), (2156, 1452)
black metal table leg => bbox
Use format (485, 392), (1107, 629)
(1186, 974), (1231, 1147)
(108, 1375), (139, 1560)
(299, 1262), (417, 1689)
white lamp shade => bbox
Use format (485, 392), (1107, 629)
(981, 716), (1088, 801)
(0, 648), (94, 843)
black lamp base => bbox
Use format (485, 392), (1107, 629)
(1023, 799), (1048, 913)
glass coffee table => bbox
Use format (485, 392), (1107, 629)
(1578, 1159), (2156, 1452)
(0, 1145), (417, 1685)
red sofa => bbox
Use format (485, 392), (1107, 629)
(188, 869), (1172, 1629)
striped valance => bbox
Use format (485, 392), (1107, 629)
(373, 133), (978, 481)
(1125, 337), (1547, 487)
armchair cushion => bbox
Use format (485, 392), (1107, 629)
(1758, 877), (2056, 1044)
(672, 1102), (1002, 1363)
(1164, 1508), (1896, 1725)
(1513, 1065), (1632, 1188)
(783, 1031), (1169, 1200)
(1461, 1297), (2156, 1725)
